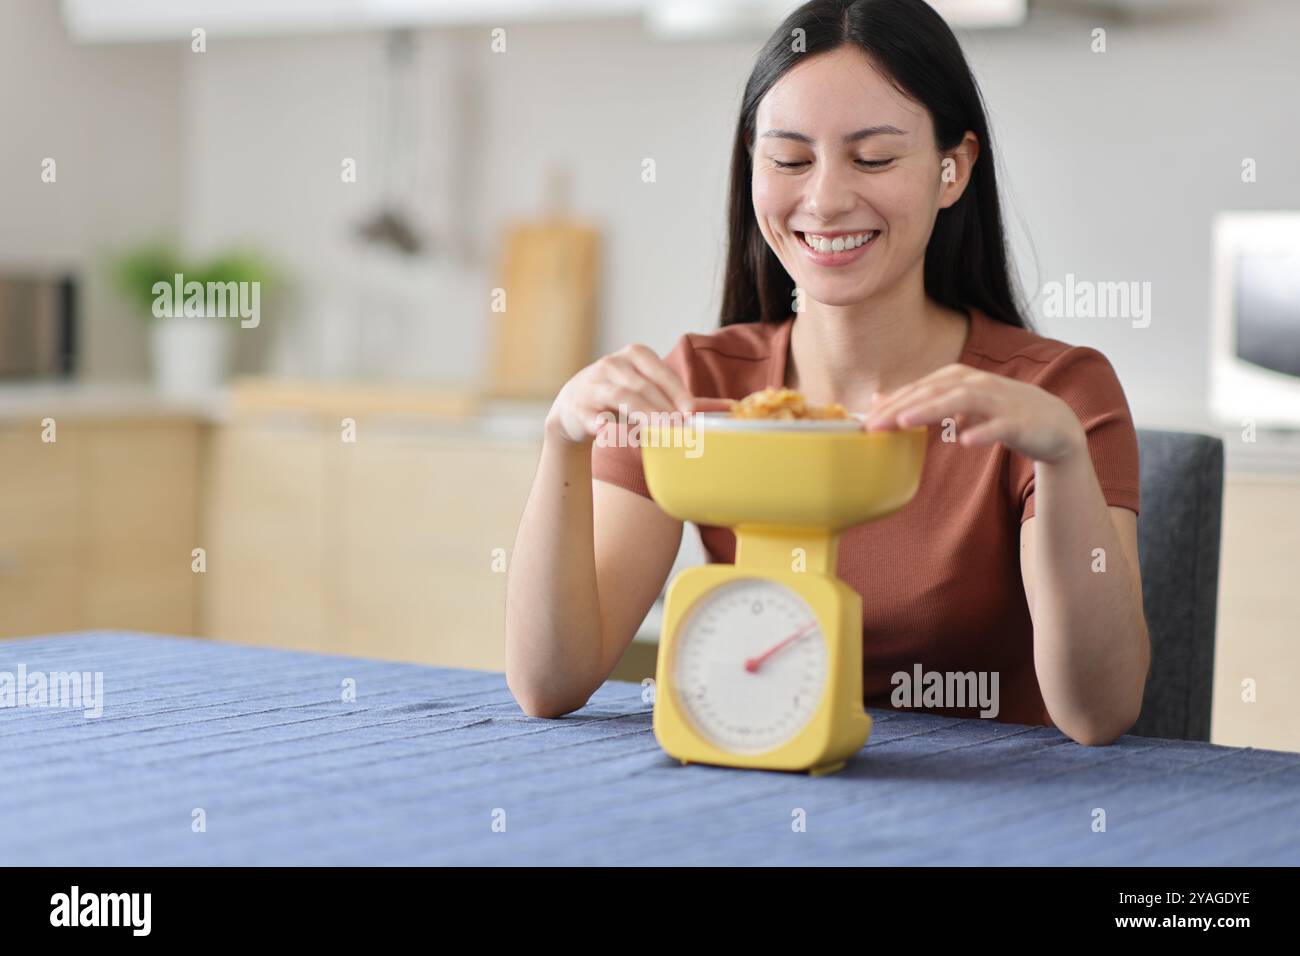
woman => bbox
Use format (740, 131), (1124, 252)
(505, 0), (1149, 746)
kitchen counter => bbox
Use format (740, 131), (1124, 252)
(0, 380), (552, 438)
(0, 382), (227, 422)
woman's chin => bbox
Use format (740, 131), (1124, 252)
(797, 283), (884, 310)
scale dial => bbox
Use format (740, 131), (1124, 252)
(671, 578), (828, 755)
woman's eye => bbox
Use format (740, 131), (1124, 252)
(770, 158), (893, 170)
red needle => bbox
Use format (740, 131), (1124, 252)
(745, 620), (819, 673)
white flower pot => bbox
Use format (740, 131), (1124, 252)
(150, 315), (234, 394)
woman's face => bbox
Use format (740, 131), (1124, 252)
(751, 45), (974, 309)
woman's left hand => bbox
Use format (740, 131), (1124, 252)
(863, 364), (1086, 465)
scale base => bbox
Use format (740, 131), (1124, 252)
(676, 749), (857, 780)
(675, 757), (849, 776)
(808, 760), (847, 777)
(661, 708), (872, 775)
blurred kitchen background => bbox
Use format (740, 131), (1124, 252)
(1, 0), (1298, 750)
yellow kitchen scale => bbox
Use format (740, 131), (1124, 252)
(641, 413), (927, 776)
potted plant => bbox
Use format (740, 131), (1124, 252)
(109, 241), (277, 394)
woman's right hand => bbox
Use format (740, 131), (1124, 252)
(545, 344), (732, 445)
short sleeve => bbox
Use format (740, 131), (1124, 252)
(590, 334), (700, 499)
(1010, 346), (1141, 524)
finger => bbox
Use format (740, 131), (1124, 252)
(866, 382), (944, 427)
(602, 365), (678, 416)
(591, 382), (677, 433)
(895, 386), (991, 426)
(866, 381), (956, 430)
(687, 397), (735, 412)
(585, 393), (671, 441)
(866, 368), (972, 427)
(957, 418), (1009, 447)
(624, 347), (694, 413)
(886, 385), (992, 429)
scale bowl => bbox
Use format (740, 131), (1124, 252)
(641, 413), (927, 531)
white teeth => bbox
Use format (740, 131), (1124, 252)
(802, 231), (877, 252)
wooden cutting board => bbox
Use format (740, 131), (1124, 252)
(488, 218), (599, 399)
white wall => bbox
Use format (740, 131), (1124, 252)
(178, 29), (496, 383)
(0, 0), (182, 380)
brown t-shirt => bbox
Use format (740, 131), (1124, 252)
(591, 307), (1141, 728)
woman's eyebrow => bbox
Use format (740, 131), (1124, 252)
(760, 125), (908, 144)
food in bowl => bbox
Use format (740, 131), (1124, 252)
(727, 386), (850, 421)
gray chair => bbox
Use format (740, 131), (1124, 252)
(1131, 429), (1225, 742)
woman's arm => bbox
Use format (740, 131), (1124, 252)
(505, 344), (719, 718)
(504, 424), (682, 718)
(865, 359), (1150, 745)
(1019, 447), (1150, 744)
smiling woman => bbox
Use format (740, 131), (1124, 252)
(507, 0), (1149, 748)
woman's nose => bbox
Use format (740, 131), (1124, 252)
(803, 159), (857, 222)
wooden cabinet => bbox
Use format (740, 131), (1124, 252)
(200, 418), (330, 654)
(0, 418), (201, 638)
(333, 428), (539, 669)
(200, 411), (540, 671)
(1212, 476), (1300, 753)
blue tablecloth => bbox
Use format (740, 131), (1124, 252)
(2, 632), (1296, 866)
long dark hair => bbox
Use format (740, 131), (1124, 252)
(719, 0), (1030, 332)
